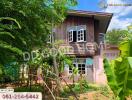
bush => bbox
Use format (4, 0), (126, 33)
(14, 85), (44, 92)
(61, 80), (90, 97)
(72, 81), (89, 93)
(0, 75), (12, 83)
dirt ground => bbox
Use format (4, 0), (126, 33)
(78, 91), (110, 100)
(70, 91), (131, 100)
(68, 91), (114, 100)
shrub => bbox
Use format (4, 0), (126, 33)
(14, 85), (44, 92)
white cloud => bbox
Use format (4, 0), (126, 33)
(108, 16), (132, 30)
(103, 0), (132, 30)
(118, 6), (132, 17)
(104, 0), (132, 16)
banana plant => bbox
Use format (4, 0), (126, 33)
(103, 40), (132, 100)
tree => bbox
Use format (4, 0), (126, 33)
(105, 29), (130, 45)
(0, 17), (22, 65)
(0, 0), (77, 64)
(0, 17), (23, 83)
(30, 40), (77, 93)
(0, 0), (77, 93)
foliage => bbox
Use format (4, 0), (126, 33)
(61, 80), (89, 97)
(0, 2), (79, 100)
(0, 0), (77, 65)
(0, 17), (22, 82)
(0, 17), (22, 65)
(105, 29), (132, 45)
(73, 79), (89, 93)
(0, 62), (19, 83)
(61, 83), (113, 99)
(28, 39), (76, 75)
(97, 85), (112, 98)
(103, 39), (132, 100)
(14, 85), (44, 92)
(0, 0), (77, 88)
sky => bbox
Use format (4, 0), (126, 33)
(71, 0), (132, 31)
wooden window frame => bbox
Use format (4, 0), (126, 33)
(68, 30), (73, 42)
(77, 29), (85, 42)
(67, 25), (86, 43)
(69, 58), (87, 75)
(47, 34), (52, 43)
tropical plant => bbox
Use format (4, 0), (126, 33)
(0, 1), (78, 98)
(0, 0), (77, 63)
(0, 17), (22, 66)
(0, 17), (24, 84)
(0, 0), (77, 77)
(103, 39), (132, 100)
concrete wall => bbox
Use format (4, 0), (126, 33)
(62, 56), (107, 84)
(93, 56), (107, 85)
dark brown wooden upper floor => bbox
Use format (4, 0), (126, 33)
(51, 10), (113, 56)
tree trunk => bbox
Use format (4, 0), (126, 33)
(53, 55), (63, 92)
(51, 17), (63, 93)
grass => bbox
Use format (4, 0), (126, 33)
(60, 82), (115, 100)
(13, 81), (116, 100)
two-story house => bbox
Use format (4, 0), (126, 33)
(50, 10), (113, 84)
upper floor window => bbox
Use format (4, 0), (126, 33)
(47, 28), (56, 43)
(68, 30), (73, 42)
(77, 29), (86, 42)
(68, 25), (86, 43)
(47, 34), (54, 43)
(47, 34), (52, 43)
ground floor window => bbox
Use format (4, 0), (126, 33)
(68, 58), (93, 75)
(69, 64), (76, 73)
(78, 64), (85, 74)
(69, 58), (86, 75)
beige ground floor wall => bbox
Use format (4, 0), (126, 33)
(93, 56), (107, 85)
(62, 56), (107, 85)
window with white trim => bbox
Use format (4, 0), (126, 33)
(69, 58), (86, 75)
(68, 25), (86, 42)
(47, 34), (52, 43)
(78, 64), (86, 74)
(69, 64), (76, 73)
(68, 30), (73, 42)
(77, 29), (86, 42)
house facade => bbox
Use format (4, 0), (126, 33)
(52, 10), (113, 84)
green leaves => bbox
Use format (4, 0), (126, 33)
(104, 40), (132, 100)
(0, 40), (22, 55)
(0, 17), (23, 65)
(119, 41), (129, 57)
(0, 17), (21, 29)
(0, 64), (3, 76)
(115, 57), (132, 99)
(128, 57), (132, 68)
(0, 32), (15, 39)
(106, 29), (132, 45)
(0, 0), (77, 65)
(103, 58), (119, 97)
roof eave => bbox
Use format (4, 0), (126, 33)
(67, 10), (113, 33)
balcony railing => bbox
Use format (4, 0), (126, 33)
(59, 42), (96, 56)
